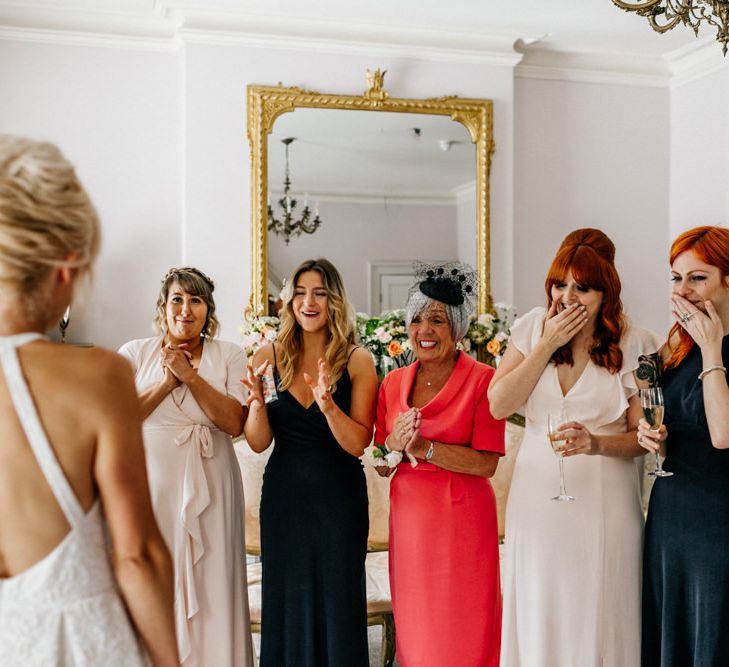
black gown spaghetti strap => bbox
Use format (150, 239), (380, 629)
(259, 346), (369, 666)
(642, 335), (729, 666)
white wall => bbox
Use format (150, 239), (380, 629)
(268, 198), (458, 313)
(670, 67), (729, 240)
(456, 184), (477, 274)
(0, 39), (181, 348)
(3, 31), (711, 349)
(513, 76), (671, 336)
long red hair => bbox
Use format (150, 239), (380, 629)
(665, 226), (729, 369)
(545, 228), (625, 373)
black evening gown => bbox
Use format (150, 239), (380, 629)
(259, 355), (369, 667)
(642, 336), (729, 666)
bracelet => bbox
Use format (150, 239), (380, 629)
(698, 365), (727, 381)
(425, 441), (435, 461)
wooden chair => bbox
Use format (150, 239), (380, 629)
(234, 441), (396, 666)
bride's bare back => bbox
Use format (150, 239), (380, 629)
(0, 341), (140, 578)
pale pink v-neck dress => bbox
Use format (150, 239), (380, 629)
(500, 307), (658, 667)
(119, 337), (255, 667)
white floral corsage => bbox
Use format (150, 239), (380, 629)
(366, 442), (418, 468)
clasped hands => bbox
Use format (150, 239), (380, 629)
(387, 408), (427, 463)
(160, 342), (196, 387)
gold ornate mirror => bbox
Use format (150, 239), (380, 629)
(247, 70), (494, 316)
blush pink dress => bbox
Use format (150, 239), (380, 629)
(119, 337), (255, 667)
(375, 351), (505, 667)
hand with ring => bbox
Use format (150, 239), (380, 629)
(671, 293), (725, 353)
(555, 420), (599, 457)
(637, 418), (667, 456)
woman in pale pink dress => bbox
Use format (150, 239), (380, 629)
(120, 268), (255, 667)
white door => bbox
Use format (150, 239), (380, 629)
(368, 260), (423, 314)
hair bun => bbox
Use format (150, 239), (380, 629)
(559, 228), (615, 263)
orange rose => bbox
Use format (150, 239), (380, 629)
(486, 339), (502, 355)
(387, 341), (403, 357)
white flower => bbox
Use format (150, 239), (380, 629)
(375, 327), (392, 343)
(496, 331), (509, 342)
(385, 451), (403, 468)
(264, 329), (277, 341)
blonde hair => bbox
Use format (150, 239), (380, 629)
(153, 267), (219, 338)
(276, 258), (355, 392)
(0, 135), (100, 305)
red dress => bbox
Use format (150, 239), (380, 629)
(375, 352), (505, 667)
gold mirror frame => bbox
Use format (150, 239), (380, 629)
(247, 70), (494, 316)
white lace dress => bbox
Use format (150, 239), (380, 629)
(500, 308), (659, 667)
(0, 333), (148, 667)
(119, 337), (255, 667)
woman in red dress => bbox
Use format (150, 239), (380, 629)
(374, 262), (505, 667)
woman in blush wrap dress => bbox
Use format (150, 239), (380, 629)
(120, 267), (254, 667)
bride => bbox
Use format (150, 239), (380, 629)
(0, 135), (178, 666)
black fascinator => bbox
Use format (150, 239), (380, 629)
(413, 260), (477, 309)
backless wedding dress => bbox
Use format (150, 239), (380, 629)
(0, 333), (148, 666)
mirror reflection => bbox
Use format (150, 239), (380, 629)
(266, 108), (476, 315)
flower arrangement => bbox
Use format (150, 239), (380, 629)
(462, 302), (515, 366)
(240, 302), (515, 370)
(240, 314), (280, 358)
(355, 310), (414, 376)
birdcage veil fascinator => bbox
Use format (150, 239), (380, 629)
(405, 261), (478, 342)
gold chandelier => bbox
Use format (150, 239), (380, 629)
(612, 0), (729, 55)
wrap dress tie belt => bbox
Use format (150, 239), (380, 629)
(172, 421), (216, 662)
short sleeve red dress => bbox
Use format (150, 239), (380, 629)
(374, 351), (505, 667)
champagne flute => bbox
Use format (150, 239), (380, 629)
(640, 387), (673, 478)
(547, 410), (575, 502)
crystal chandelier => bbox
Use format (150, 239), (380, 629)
(612, 0), (729, 55)
(267, 137), (322, 245)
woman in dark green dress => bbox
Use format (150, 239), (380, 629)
(639, 226), (729, 666)
(243, 258), (378, 666)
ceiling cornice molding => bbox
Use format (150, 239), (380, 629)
(665, 37), (729, 88)
(0, 4), (525, 66)
(0, 25), (179, 51)
(515, 48), (670, 88)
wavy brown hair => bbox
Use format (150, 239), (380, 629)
(665, 226), (729, 369)
(545, 228), (624, 373)
(276, 258), (355, 392)
(153, 267), (219, 338)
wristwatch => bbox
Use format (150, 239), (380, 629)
(425, 441), (435, 461)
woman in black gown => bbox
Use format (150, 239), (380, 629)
(639, 225), (729, 666)
(243, 258), (378, 666)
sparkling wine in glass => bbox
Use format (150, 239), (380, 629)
(640, 387), (673, 478)
(547, 410), (575, 502)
